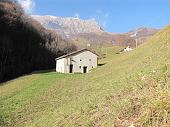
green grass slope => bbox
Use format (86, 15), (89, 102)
(1, 26), (170, 127)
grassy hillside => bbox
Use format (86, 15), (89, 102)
(1, 26), (170, 127)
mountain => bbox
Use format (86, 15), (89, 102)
(126, 27), (159, 37)
(32, 15), (159, 47)
(32, 15), (133, 47)
(32, 15), (103, 38)
(71, 32), (132, 47)
(125, 27), (159, 45)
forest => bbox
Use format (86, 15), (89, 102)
(0, 0), (77, 82)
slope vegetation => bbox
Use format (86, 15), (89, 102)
(0, 25), (170, 126)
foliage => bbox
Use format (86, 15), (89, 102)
(0, 0), (77, 82)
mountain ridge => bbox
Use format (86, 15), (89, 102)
(32, 15), (160, 47)
(32, 15), (104, 38)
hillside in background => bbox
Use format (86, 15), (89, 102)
(125, 27), (159, 45)
(32, 15), (159, 47)
(0, 0), (76, 82)
(1, 22), (170, 127)
(71, 32), (134, 48)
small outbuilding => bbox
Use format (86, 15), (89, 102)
(55, 49), (98, 73)
(119, 46), (133, 53)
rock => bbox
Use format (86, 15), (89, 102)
(32, 15), (103, 38)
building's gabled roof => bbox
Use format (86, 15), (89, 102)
(55, 48), (99, 60)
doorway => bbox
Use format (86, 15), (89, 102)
(69, 64), (73, 73)
(83, 66), (87, 73)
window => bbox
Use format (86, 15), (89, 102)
(80, 59), (82, 61)
(89, 59), (91, 61)
(79, 66), (81, 69)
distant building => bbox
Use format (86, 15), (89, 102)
(119, 46), (133, 53)
(55, 49), (98, 73)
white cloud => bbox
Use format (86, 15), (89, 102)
(74, 12), (80, 19)
(18, 0), (35, 14)
(93, 10), (110, 29)
(102, 21), (107, 27)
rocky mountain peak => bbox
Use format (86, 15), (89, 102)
(32, 15), (160, 47)
(32, 15), (103, 38)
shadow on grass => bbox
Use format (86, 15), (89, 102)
(32, 69), (55, 74)
(0, 69), (56, 86)
(98, 63), (106, 66)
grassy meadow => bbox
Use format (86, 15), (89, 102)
(1, 26), (170, 127)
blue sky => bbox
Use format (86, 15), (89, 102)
(19, 0), (170, 33)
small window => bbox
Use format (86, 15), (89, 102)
(79, 66), (81, 69)
(80, 59), (82, 61)
(89, 59), (91, 61)
(92, 66), (93, 68)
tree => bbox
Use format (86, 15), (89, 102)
(0, 0), (77, 82)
